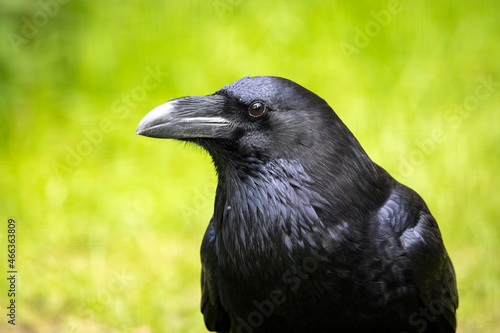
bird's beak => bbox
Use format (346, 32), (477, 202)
(136, 95), (233, 139)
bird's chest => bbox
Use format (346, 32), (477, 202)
(212, 190), (326, 299)
(210, 162), (366, 311)
(214, 209), (318, 285)
(212, 229), (330, 320)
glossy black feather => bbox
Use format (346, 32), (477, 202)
(140, 76), (458, 333)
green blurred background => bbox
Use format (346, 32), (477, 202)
(1, 0), (499, 332)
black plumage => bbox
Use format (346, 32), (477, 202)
(136, 76), (458, 333)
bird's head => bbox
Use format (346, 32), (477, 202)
(136, 76), (365, 172)
(137, 76), (388, 222)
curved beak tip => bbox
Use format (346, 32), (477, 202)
(135, 101), (177, 137)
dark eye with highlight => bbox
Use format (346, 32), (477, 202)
(248, 101), (267, 118)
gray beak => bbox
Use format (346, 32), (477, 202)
(136, 95), (234, 139)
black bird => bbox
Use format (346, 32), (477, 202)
(136, 76), (458, 333)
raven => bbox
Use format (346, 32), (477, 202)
(136, 76), (458, 333)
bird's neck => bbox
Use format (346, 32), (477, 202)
(210, 154), (393, 289)
(212, 158), (334, 269)
(212, 151), (391, 260)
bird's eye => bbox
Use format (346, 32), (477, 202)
(248, 102), (267, 118)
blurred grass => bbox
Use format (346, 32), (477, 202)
(0, 0), (499, 332)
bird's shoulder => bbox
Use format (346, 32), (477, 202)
(375, 182), (458, 331)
